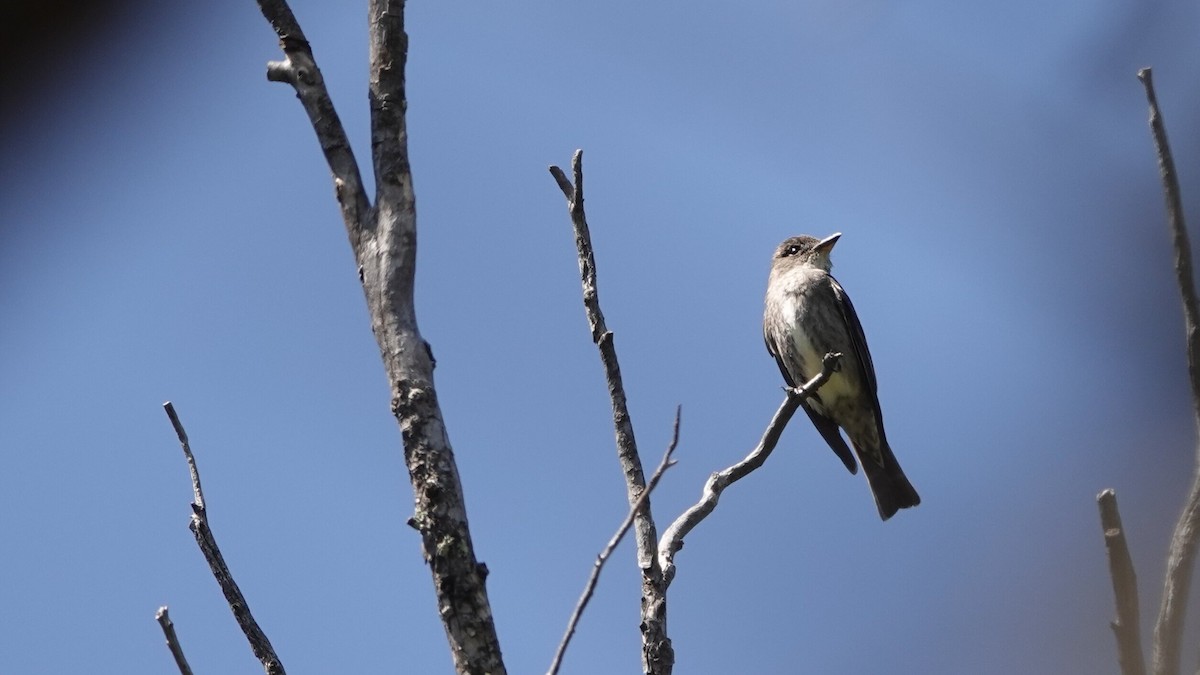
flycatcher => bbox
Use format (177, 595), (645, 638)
(763, 233), (920, 520)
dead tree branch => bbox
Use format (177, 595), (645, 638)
(550, 150), (673, 674)
(155, 606), (194, 675)
(549, 151), (658, 572)
(257, 0), (371, 237)
(548, 409), (681, 675)
(255, 2), (505, 672)
(1098, 490), (1147, 675)
(1138, 67), (1200, 675)
(657, 352), (842, 585)
(163, 402), (285, 675)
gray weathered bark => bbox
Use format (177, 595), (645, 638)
(164, 402), (285, 675)
(550, 152), (673, 674)
(255, 2), (506, 672)
(658, 353), (842, 584)
(155, 606), (195, 675)
(1138, 67), (1200, 675)
(1100, 68), (1198, 675)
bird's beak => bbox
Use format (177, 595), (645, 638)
(814, 232), (842, 254)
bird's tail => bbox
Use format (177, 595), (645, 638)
(859, 442), (920, 521)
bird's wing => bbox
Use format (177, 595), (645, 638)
(800, 403), (858, 474)
(830, 276), (888, 442)
(764, 309), (859, 475)
(763, 320), (798, 389)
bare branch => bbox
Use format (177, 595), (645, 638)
(548, 408), (681, 675)
(1139, 67), (1200, 675)
(163, 402), (285, 675)
(1139, 68), (1200, 418)
(550, 150), (673, 673)
(256, 0), (371, 238)
(1098, 490), (1148, 675)
(549, 149), (657, 565)
(1155, 476), (1200, 675)
(255, 3), (505, 672)
(163, 403), (205, 512)
(657, 352), (842, 586)
(155, 606), (194, 675)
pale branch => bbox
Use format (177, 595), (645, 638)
(155, 606), (194, 675)
(1139, 67), (1200, 675)
(657, 352), (842, 586)
(163, 402), (285, 675)
(547, 408), (681, 675)
(550, 150), (673, 674)
(256, 2), (505, 672)
(256, 0), (371, 237)
(164, 403), (205, 512)
(1098, 490), (1147, 675)
(1156, 474), (1200, 675)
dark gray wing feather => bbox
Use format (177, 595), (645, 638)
(763, 326), (797, 388)
(764, 318), (859, 475)
(829, 277), (888, 446)
(800, 404), (858, 474)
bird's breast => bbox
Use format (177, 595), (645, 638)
(776, 287), (860, 409)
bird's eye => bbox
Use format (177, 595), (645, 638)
(785, 245), (801, 256)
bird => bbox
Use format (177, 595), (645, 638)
(762, 233), (920, 520)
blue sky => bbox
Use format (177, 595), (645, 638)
(3, 1), (1200, 673)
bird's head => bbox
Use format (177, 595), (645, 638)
(772, 232), (841, 273)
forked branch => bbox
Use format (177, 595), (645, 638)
(657, 352), (842, 585)
(253, 3), (506, 672)
(551, 150), (673, 674)
(548, 409), (681, 675)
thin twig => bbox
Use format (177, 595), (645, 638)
(1139, 67), (1200, 675)
(547, 408), (682, 675)
(164, 403), (205, 511)
(1139, 69), (1200, 415)
(551, 150), (673, 673)
(163, 402), (286, 675)
(550, 153), (654, 560)
(657, 352), (841, 586)
(1098, 490), (1148, 675)
(155, 606), (194, 675)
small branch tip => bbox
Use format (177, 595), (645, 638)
(265, 60), (293, 83)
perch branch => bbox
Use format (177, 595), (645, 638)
(547, 408), (681, 675)
(657, 352), (842, 586)
(551, 149), (673, 674)
(1097, 490), (1147, 675)
(1139, 67), (1200, 675)
(155, 606), (194, 675)
(257, 3), (506, 672)
(163, 402), (285, 675)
